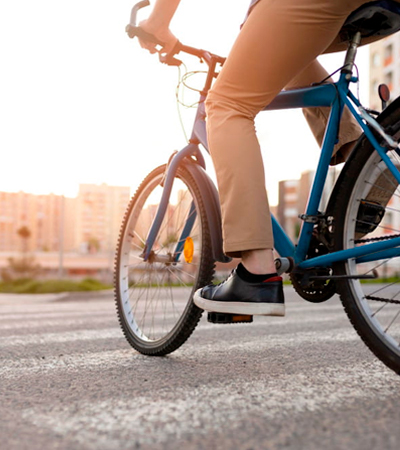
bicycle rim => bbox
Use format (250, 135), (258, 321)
(114, 164), (214, 355)
(335, 138), (400, 373)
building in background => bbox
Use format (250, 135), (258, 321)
(277, 168), (340, 241)
(278, 179), (300, 241)
(0, 183), (130, 254)
(76, 184), (130, 254)
(0, 191), (75, 253)
(370, 35), (400, 110)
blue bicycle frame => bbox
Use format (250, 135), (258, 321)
(142, 34), (400, 271)
(266, 74), (400, 268)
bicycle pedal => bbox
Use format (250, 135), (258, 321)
(207, 312), (253, 324)
(356, 199), (385, 234)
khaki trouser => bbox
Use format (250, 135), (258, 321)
(205, 0), (367, 257)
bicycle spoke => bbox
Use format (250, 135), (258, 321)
(115, 164), (213, 355)
(364, 180), (400, 199)
(371, 302), (388, 318)
(335, 132), (400, 373)
(384, 309), (400, 334)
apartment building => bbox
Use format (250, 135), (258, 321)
(0, 184), (130, 254)
(278, 179), (300, 240)
(369, 36), (400, 251)
(0, 191), (75, 252)
(277, 168), (340, 241)
(370, 34), (400, 110)
(76, 184), (130, 253)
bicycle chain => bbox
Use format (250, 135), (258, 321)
(366, 295), (400, 305)
(355, 233), (400, 244)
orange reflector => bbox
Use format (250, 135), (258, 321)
(183, 237), (194, 263)
(232, 315), (253, 322)
(378, 83), (390, 102)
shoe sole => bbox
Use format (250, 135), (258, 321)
(193, 291), (285, 316)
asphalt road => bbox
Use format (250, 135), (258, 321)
(1, 288), (400, 450)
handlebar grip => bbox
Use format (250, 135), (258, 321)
(126, 1), (185, 67)
(129, 0), (150, 27)
(125, 24), (164, 47)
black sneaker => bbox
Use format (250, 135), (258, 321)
(193, 270), (285, 316)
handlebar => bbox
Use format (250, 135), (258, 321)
(126, 1), (163, 45)
(126, 1), (225, 68)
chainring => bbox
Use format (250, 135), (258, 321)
(290, 268), (336, 303)
(289, 234), (336, 303)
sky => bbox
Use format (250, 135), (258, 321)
(0, 1), (370, 205)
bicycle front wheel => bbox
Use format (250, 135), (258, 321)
(115, 164), (215, 356)
(333, 108), (400, 374)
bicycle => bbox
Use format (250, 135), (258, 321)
(115, 0), (400, 375)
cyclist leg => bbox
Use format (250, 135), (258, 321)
(285, 59), (362, 165)
(205, 0), (365, 258)
(194, 0), (366, 314)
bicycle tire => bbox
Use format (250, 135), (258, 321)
(332, 106), (400, 374)
(114, 163), (215, 355)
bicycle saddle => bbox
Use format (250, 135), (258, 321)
(340, 0), (400, 39)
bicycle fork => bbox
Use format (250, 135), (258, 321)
(140, 143), (229, 265)
(140, 143), (202, 263)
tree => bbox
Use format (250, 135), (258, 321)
(17, 226), (31, 253)
(1, 226), (41, 280)
(5, 255), (41, 279)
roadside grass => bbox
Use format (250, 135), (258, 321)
(0, 277), (112, 294)
(360, 276), (400, 284)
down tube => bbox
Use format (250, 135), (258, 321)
(272, 214), (295, 257)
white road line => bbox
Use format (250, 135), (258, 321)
(0, 308), (351, 334)
(0, 327), (123, 347)
(0, 313), (349, 346)
(0, 316), (118, 330)
(0, 327), (361, 379)
(0, 307), (113, 319)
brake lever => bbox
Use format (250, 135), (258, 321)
(158, 41), (183, 66)
(159, 54), (182, 66)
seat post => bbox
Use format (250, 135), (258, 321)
(342, 31), (362, 78)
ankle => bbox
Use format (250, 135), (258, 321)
(236, 263), (278, 283)
(241, 249), (276, 274)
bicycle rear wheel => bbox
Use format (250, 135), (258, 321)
(114, 164), (215, 355)
(332, 107), (400, 374)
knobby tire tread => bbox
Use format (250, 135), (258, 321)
(114, 164), (215, 356)
(331, 106), (400, 375)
